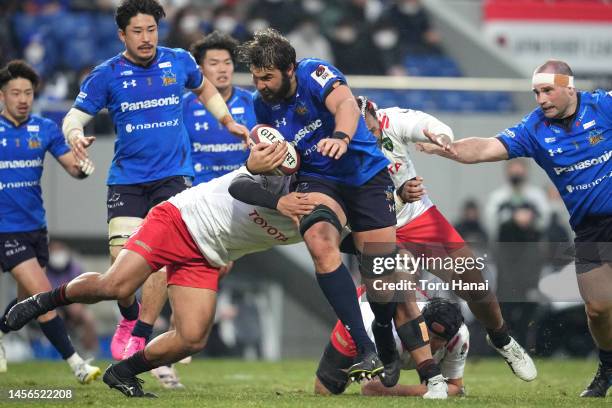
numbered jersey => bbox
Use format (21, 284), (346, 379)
(74, 47), (203, 185)
(168, 167), (301, 266)
(253, 58), (388, 186)
(0, 115), (69, 232)
(497, 90), (612, 229)
(376, 107), (454, 226)
(183, 87), (255, 185)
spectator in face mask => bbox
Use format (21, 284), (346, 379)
(329, 17), (384, 75)
(484, 159), (552, 242)
(382, 0), (443, 55)
(370, 18), (406, 76)
(166, 6), (206, 50)
(46, 241), (98, 353)
(211, 5), (249, 43)
(287, 15), (334, 64)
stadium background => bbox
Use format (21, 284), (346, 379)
(1, 0), (611, 365)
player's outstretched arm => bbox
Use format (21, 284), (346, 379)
(416, 130), (508, 164)
(361, 378), (464, 397)
(62, 108), (95, 162)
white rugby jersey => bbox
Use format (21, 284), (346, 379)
(359, 294), (469, 380)
(168, 167), (301, 266)
(376, 107), (454, 226)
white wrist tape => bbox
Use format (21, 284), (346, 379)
(205, 92), (232, 124)
(532, 73), (574, 89)
(62, 108), (93, 143)
(78, 158), (95, 176)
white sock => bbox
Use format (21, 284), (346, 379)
(66, 353), (84, 370)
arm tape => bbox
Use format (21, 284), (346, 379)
(62, 108), (93, 142)
(205, 92), (232, 125)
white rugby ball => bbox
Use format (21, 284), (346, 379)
(250, 124), (300, 175)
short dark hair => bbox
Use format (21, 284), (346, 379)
(422, 297), (464, 341)
(237, 28), (296, 72)
(115, 0), (166, 31)
(356, 96), (377, 119)
(190, 31), (239, 65)
(0, 60), (40, 90)
(535, 59), (574, 77)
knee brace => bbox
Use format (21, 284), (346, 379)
(108, 217), (143, 248)
(299, 204), (343, 237)
(396, 315), (430, 352)
(359, 248), (398, 279)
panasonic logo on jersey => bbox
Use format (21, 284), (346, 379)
(292, 119), (322, 145)
(125, 119), (179, 133)
(192, 143), (245, 153)
(554, 150), (612, 175)
(120, 95), (180, 112)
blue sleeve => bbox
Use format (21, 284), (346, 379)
(178, 48), (203, 90)
(495, 118), (536, 159)
(46, 120), (70, 159)
(253, 95), (269, 125)
(244, 94), (257, 131)
(73, 65), (109, 115)
(301, 60), (347, 104)
(593, 89), (612, 122)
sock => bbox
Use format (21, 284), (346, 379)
(0, 298), (18, 333)
(131, 320), (153, 341)
(66, 353), (84, 370)
(599, 349), (612, 369)
(39, 315), (75, 359)
(114, 350), (155, 377)
(38, 284), (72, 309)
(416, 358), (442, 383)
(486, 322), (511, 349)
(118, 299), (139, 321)
(367, 298), (396, 326)
(316, 264), (375, 354)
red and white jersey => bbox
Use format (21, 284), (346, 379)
(168, 167), (301, 266)
(376, 107), (454, 227)
(359, 294), (469, 380)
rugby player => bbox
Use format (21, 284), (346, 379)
(418, 60), (611, 397)
(0, 60), (99, 383)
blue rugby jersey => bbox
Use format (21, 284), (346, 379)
(0, 115), (70, 232)
(74, 46), (203, 185)
(183, 86), (255, 185)
(253, 58), (389, 186)
(497, 90), (612, 229)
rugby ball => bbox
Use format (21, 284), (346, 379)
(250, 124), (301, 175)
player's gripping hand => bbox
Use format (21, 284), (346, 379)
(246, 142), (288, 174)
(68, 135), (96, 162)
(399, 176), (425, 203)
(78, 157), (95, 177)
(416, 130), (456, 158)
(317, 138), (348, 160)
(226, 121), (250, 147)
(276, 193), (316, 227)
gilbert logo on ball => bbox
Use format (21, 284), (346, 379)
(250, 124), (301, 175)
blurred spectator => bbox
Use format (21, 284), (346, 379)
(343, 0), (384, 26)
(455, 199), (488, 244)
(287, 15), (334, 64)
(246, 0), (303, 34)
(210, 5), (249, 42)
(484, 159), (551, 241)
(370, 17), (407, 76)
(166, 6), (207, 50)
(382, 0), (443, 55)
(329, 17), (384, 75)
(46, 241), (98, 353)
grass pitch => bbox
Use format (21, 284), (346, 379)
(0, 358), (607, 407)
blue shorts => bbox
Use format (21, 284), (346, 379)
(107, 175), (192, 222)
(295, 169), (396, 232)
(574, 215), (612, 274)
(0, 229), (49, 272)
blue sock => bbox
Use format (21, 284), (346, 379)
(0, 298), (18, 333)
(39, 315), (75, 359)
(131, 320), (153, 341)
(118, 299), (139, 321)
(316, 264), (375, 354)
(599, 349), (612, 368)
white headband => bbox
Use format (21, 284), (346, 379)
(532, 73), (574, 88)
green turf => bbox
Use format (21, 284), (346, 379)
(0, 358), (607, 407)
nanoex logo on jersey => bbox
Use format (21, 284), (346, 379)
(125, 119), (179, 133)
(120, 95), (180, 112)
(292, 119), (322, 145)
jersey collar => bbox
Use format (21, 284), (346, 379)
(0, 112), (31, 128)
(120, 47), (160, 69)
